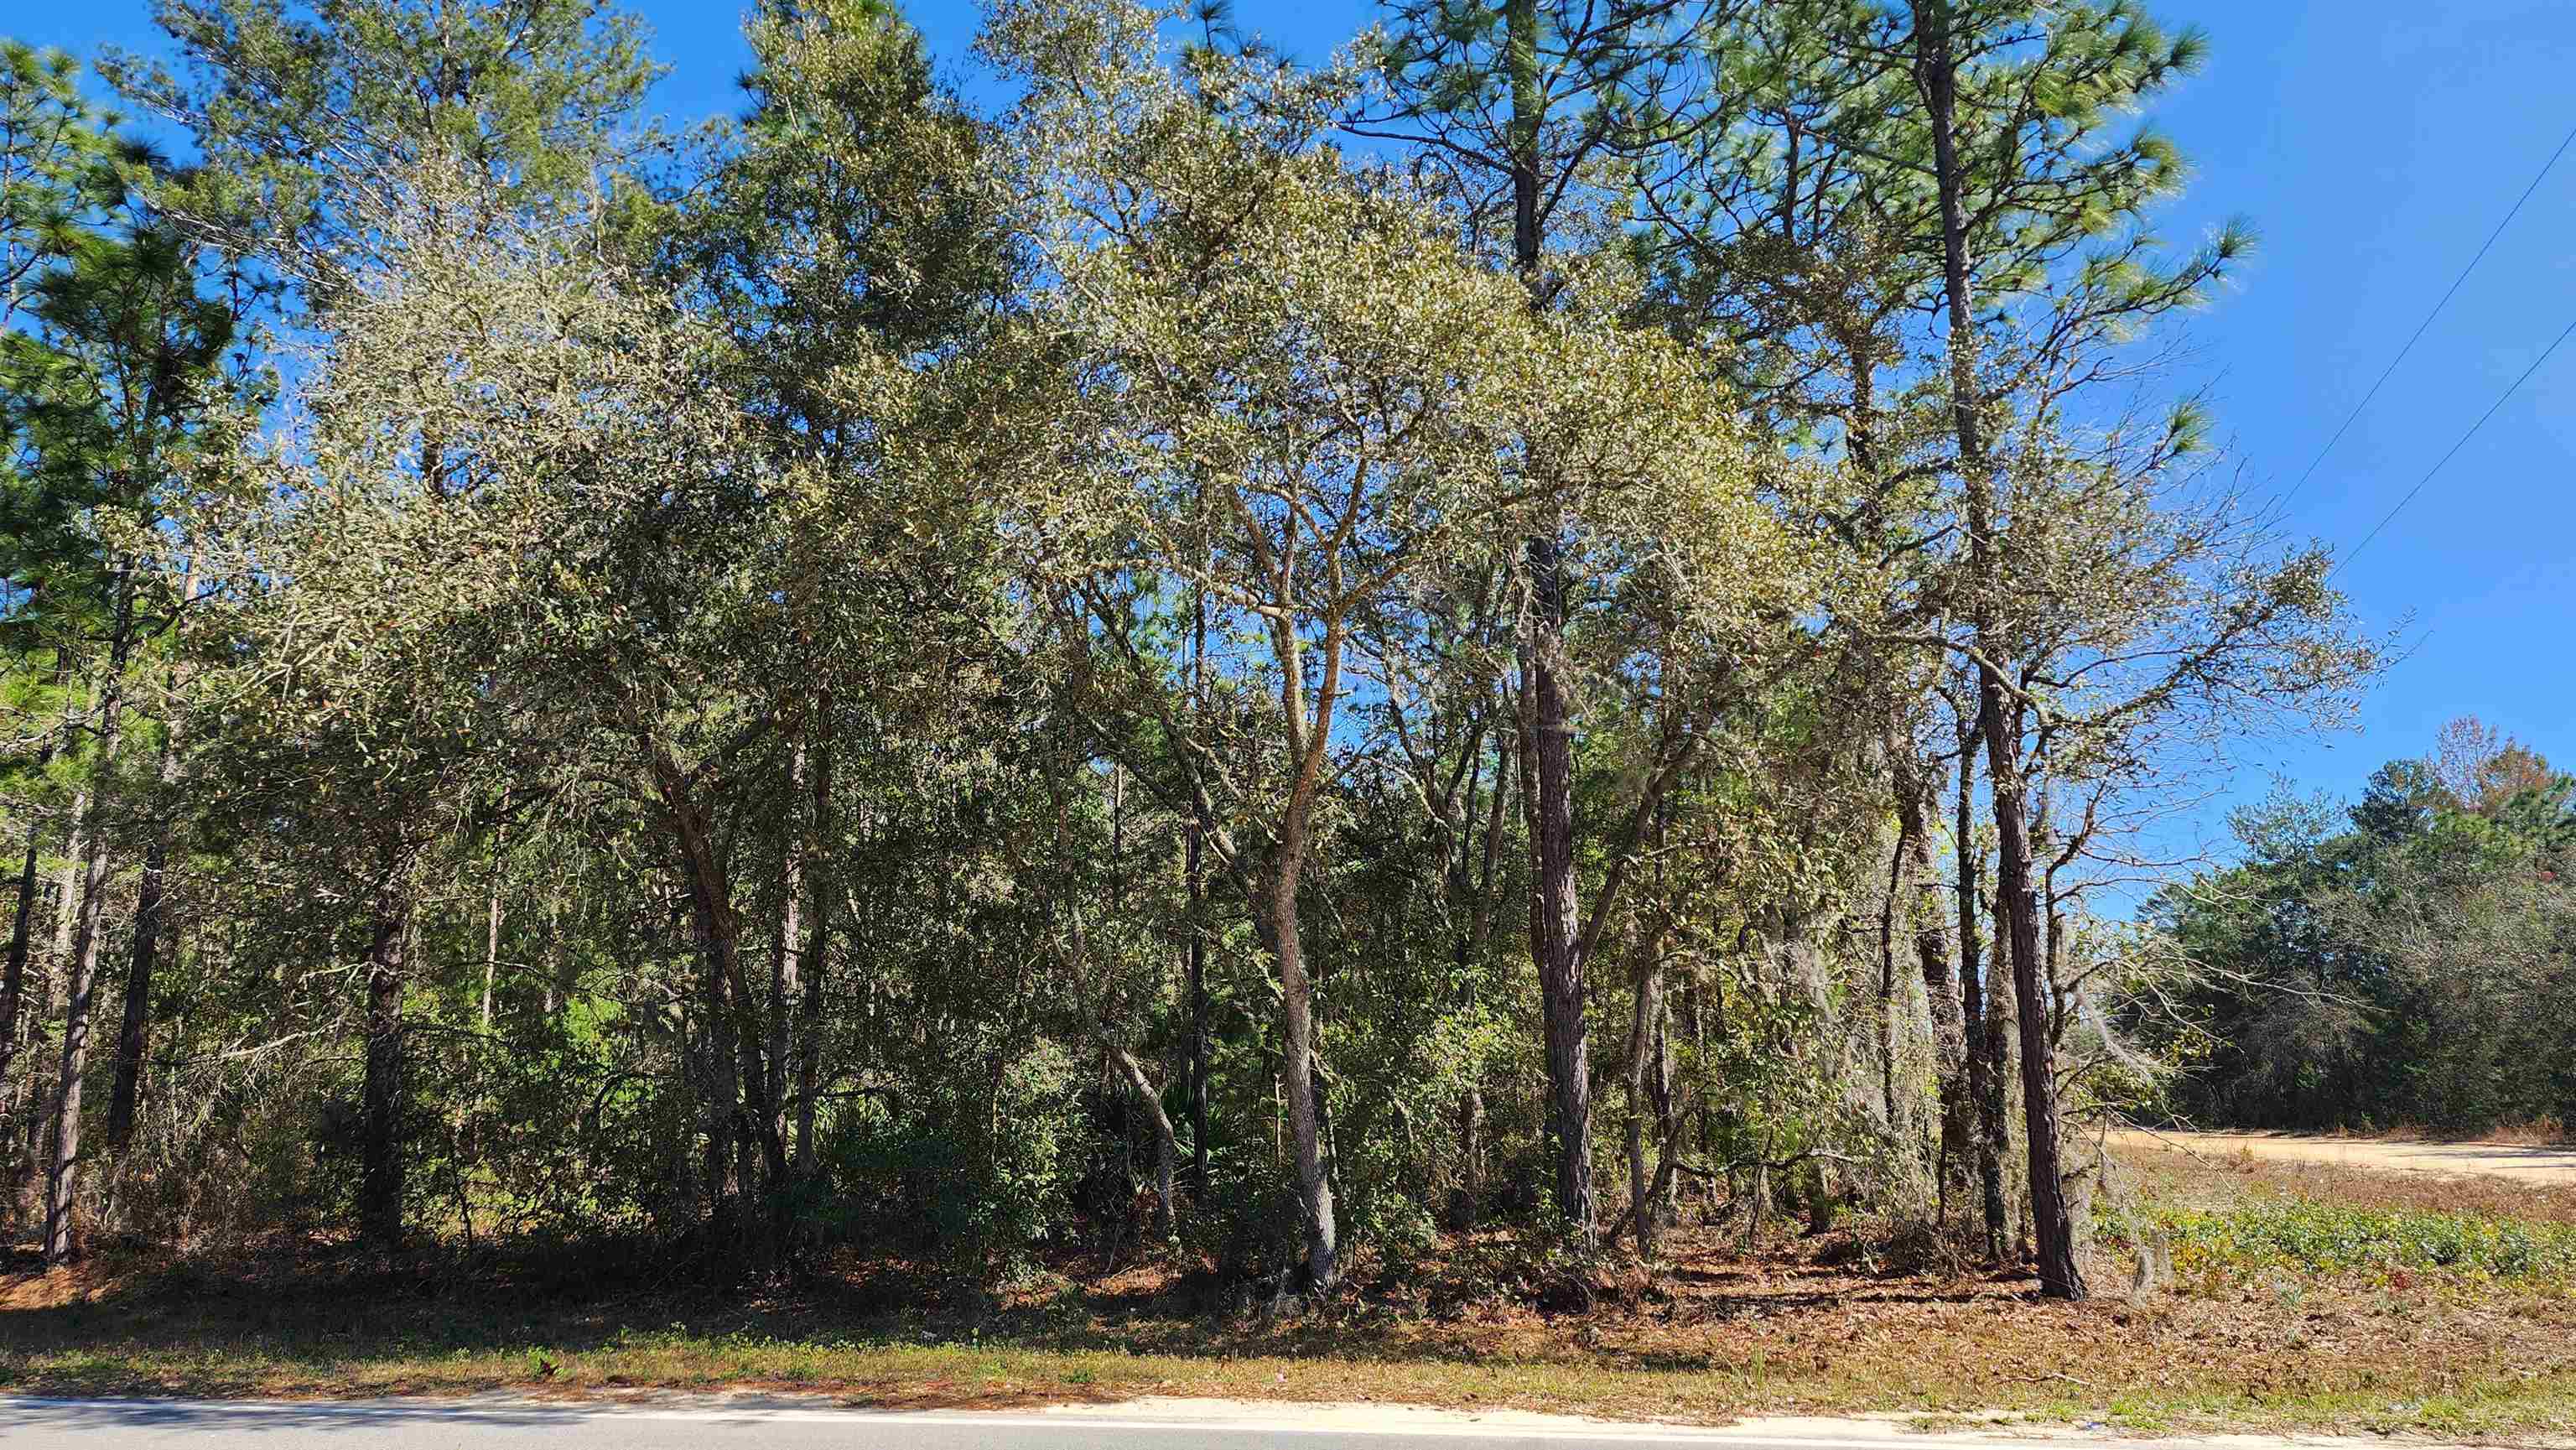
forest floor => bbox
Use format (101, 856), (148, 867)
(3, 1142), (2573, 1442)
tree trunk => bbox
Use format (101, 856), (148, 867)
(22, 792), (81, 1222)
(1261, 850), (1336, 1291)
(794, 716), (833, 1177)
(478, 861), (501, 1032)
(1985, 732), (2083, 1297)
(1915, 0), (2082, 1298)
(1501, 0), (1594, 1251)
(1876, 803), (1907, 1132)
(357, 897), (410, 1248)
(766, 736), (805, 1249)
(1892, 732), (1970, 1196)
(42, 807), (112, 1264)
(109, 694), (195, 1155)
(657, 761), (744, 1240)
(1457, 1085), (1484, 1230)
(1954, 720), (2008, 1254)
(1109, 1045), (1177, 1242)
(1523, 575), (1594, 1245)
(1626, 793), (1674, 1258)
(0, 818), (42, 1094)
(1624, 942), (1665, 1258)
(105, 834), (168, 1154)
(44, 580), (136, 1265)
(1186, 578), (1211, 1202)
(1186, 873), (1209, 1200)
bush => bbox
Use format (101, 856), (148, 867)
(827, 1041), (1085, 1285)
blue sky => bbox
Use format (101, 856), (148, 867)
(13, 0), (2573, 871)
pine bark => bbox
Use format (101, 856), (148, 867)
(1502, 0), (1594, 1249)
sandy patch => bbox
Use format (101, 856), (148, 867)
(1020, 1396), (2518, 1446)
(2113, 1129), (2576, 1184)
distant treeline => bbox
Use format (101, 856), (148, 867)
(2148, 718), (2575, 1136)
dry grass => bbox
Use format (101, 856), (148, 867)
(2117, 1135), (2576, 1224)
(3, 1148), (2573, 1441)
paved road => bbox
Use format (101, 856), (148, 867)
(0, 1398), (2412, 1449)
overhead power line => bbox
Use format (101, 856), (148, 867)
(2331, 312), (2576, 578)
(2282, 117), (2576, 507)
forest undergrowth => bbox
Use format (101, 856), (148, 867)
(4, 1147), (2572, 1439)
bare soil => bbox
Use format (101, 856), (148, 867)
(2114, 1129), (2576, 1186)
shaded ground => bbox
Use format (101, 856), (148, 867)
(2114, 1130), (2576, 1186)
(3, 1146), (2572, 1440)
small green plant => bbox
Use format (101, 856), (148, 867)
(2122, 1199), (2576, 1284)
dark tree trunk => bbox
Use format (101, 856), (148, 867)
(104, 830), (167, 1153)
(1186, 580), (1211, 1203)
(1502, 0), (1593, 1250)
(358, 899), (410, 1248)
(657, 757), (745, 1243)
(1915, 0), (2083, 1298)
(108, 715), (186, 1152)
(1521, 602), (1593, 1245)
(0, 818), (42, 1094)
(1985, 727), (2084, 1297)
(45, 579), (136, 1266)
(1186, 860), (1208, 1199)
(794, 711), (833, 1177)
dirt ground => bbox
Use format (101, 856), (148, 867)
(2111, 1128), (2576, 1184)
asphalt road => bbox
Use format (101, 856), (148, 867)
(0, 1399), (2389, 1449)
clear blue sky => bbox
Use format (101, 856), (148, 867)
(13, 0), (2574, 870)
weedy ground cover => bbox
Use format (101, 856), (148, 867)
(4, 1141), (2572, 1440)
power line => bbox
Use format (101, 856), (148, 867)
(2331, 311), (2576, 578)
(2282, 117), (2576, 507)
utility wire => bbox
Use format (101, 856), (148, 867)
(2283, 118), (2576, 507)
(2331, 312), (2576, 579)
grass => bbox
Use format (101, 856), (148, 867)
(5, 1146), (2575, 1440)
